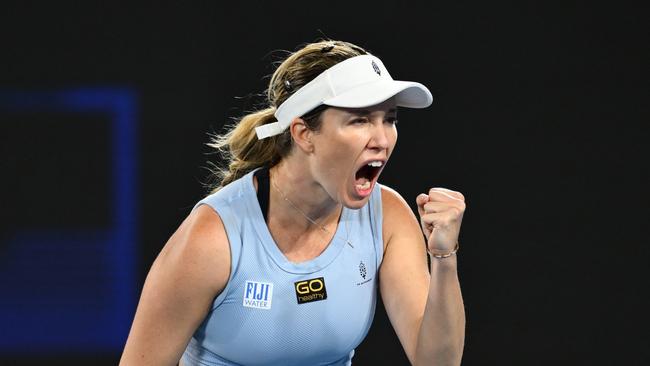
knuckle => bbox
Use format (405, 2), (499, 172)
(429, 187), (466, 202)
(448, 207), (462, 220)
(440, 218), (453, 228)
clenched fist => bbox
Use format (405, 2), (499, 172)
(416, 188), (466, 256)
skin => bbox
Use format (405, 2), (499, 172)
(120, 99), (466, 365)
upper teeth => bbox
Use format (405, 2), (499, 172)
(368, 161), (383, 167)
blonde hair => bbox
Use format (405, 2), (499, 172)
(207, 40), (368, 192)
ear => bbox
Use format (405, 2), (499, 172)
(289, 117), (314, 153)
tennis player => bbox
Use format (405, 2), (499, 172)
(120, 40), (466, 366)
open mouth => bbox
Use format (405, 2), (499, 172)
(354, 160), (384, 193)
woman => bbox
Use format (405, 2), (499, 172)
(120, 40), (466, 366)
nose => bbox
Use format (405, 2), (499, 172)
(367, 118), (392, 151)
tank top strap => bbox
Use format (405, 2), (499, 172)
(368, 183), (385, 268)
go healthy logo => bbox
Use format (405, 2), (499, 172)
(294, 277), (327, 304)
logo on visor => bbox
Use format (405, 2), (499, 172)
(372, 60), (381, 75)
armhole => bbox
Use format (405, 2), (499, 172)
(192, 199), (242, 310)
(254, 166), (270, 222)
(369, 183), (385, 270)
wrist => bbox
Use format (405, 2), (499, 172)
(428, 252), (458, 274)
(428, 241), (459, 259)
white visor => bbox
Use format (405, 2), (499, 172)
(255, 54), (433, 139)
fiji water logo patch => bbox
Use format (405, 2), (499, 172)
(294, 277), (327, 304)
(243, 281), (274, 310)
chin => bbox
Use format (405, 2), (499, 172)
(341, 194), (372, 210)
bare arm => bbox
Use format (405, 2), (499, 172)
(379, 186), (465, 366)
(119, 205), (231, 366)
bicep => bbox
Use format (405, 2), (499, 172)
(379, 186), (430, 364)
(120, 205), (231, 366)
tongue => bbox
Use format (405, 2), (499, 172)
(355, 177), (370, 185)
(355, 178), (371, 190)
(355, 165), (375, 192)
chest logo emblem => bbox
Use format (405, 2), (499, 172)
(356, 260), (373, 286)
(294, 277), (328, 304)
(243, 280), (274, 310)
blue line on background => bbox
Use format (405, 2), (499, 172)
(0, 88), (138, 352)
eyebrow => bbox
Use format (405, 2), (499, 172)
(349, 108), (397, 116)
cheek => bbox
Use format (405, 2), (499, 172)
(324, 130), (365, 158)
(316, 139), (361, 186)
(322, 143), (358, 175)
(387, 128), (398, 155)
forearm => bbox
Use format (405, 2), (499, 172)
(414, 255), (465, 366)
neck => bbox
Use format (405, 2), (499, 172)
(268, 159), (341, 233)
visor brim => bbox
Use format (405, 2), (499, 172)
(323, 80), (433, 109)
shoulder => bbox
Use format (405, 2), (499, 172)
(380, 184), (411, 213)
(379, 184), (421, 248)
(380, 184), (419, 226)
(155, 204), (231, 294)
(185, 204), (231, 253)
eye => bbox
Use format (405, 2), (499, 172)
(351, 117), (369, 125)
(385, 116), (399, 125)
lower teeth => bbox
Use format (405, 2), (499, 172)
(356, 181), (371, 190)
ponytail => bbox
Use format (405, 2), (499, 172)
(208, 107), (291, 193)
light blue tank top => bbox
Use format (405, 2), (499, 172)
(182, 168), (384, 366)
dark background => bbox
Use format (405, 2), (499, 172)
(1, 1), (648, 365)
